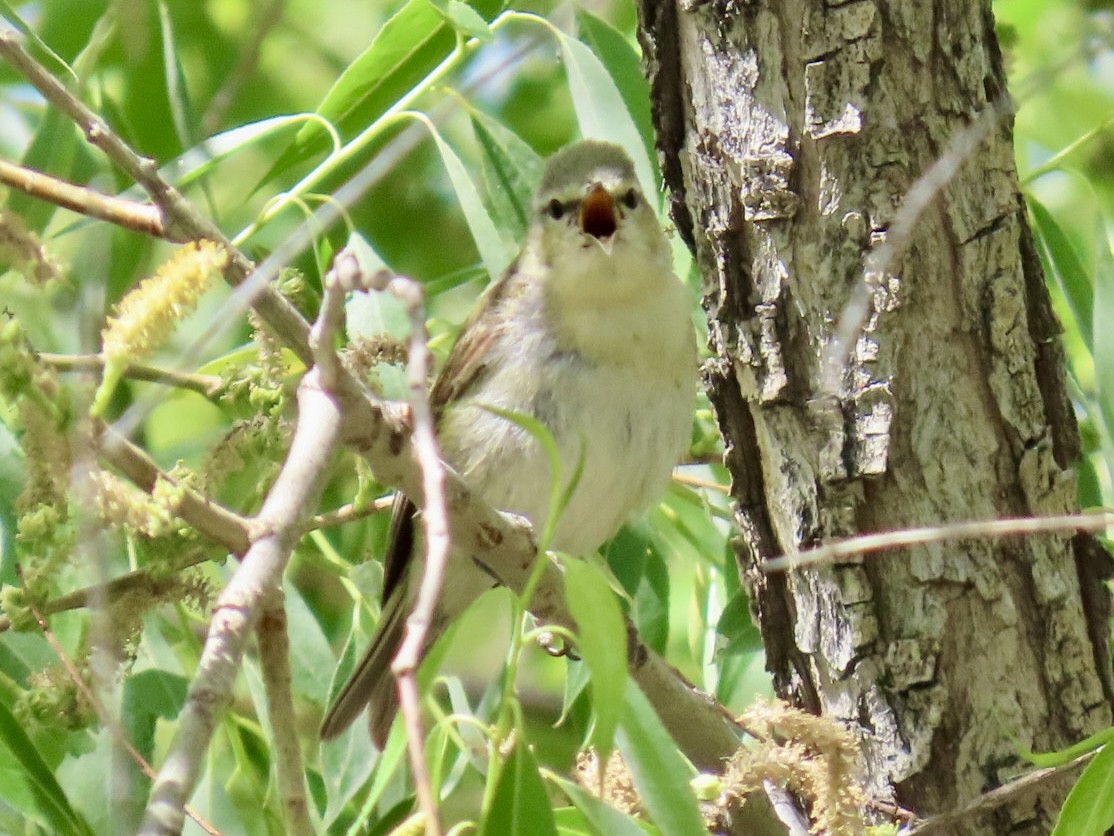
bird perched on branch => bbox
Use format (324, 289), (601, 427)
(320, 140), (697, 746)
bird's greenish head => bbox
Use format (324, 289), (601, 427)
(527, 140), (667, 274)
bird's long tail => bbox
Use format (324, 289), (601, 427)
(320, 591), (419, 748)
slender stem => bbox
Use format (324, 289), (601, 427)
(763, 511), (1114, 572)
(0, 159), (170, 239)
(40, 353), (223, 398)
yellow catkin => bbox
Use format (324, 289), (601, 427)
(92, 240), (228, 415)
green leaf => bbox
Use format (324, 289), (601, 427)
(603, 526), (669, 654)
(422, 122), (515, 281)
(471, 112), (544, 239)
(617, 680), (704, 836)
(716, 588), (763, 657)
(0, 2), (77, 83)
(481, 740), (558, 836)
(1019, 725), (1114, 768)
(1051, 742), (1114, 836)
(564, 557), (627, 757)
(156, 0), (195, 149)
(429, 0), (493, 40)
(0, 700), (93, 836)
(575, 12), (657, 183)
(1097, 228), (1114, 445)
(162, 116), (308, 189)
(265, 0), (498, 182)
(551, 28), (656, 200)
(1028, 196), (1094, 350)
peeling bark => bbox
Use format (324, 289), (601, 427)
(637, 0), (1114, 831)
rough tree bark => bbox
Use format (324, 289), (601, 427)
(637, 0), (1114, 831)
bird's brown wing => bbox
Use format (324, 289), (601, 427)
(378, 263), (520, 604)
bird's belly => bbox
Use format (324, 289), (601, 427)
(440, 359), (690, 555)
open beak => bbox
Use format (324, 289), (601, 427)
(579, 183), (619, 252)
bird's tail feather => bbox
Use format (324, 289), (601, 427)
(320, 591), (417, 747)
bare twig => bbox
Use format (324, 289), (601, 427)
(908, 752), (1094, 834)
(305, 495), (394, 531)
(26, 604), (218, 835)
(0, 158), (170, 239)
(0, 553), (207, 633)
(324, 250), (449, 833)
(387, 272), (450, 836)
(101, 427), (253, 555)
(762, 511), (1114, 573)
(140, 366), (343, 834)
(40, 352), (224, 399)
(256, 594), (314, 836)
(822, 102), (1007, 395)
(673, 470), (731, 494)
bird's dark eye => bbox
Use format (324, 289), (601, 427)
(546, 199), (565, 220)
(621, 189), (639, 210)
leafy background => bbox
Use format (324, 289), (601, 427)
(0, 0), (1111, 833)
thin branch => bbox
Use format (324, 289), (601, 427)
(304, 495), (394, 532)
(101, 427), (253, 555)
(762, 512), (1114, 572)
(40, 352), (224, 399)
(27, 604), (219, 835)
(822, 101), (1007, 395)
(908, 752), (1094, 834)
(0, 158), (170, 239)
(0, 27), (315, 368)
(388, 273), (449, 836)
(139, 364), (343, 834)
(256, 594), (313, 836)
(673, 471), (730, 494)
(0, 552), (208, 633)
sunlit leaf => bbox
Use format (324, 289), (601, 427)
(575, 12), (657, 184)
(1050, 741), (1114, 836)
(1029, 196), (1094, 350)
(480, 740), (558, 836)
(0, 701), (93, 836)
(422, 122), (515, 281)
(472, 111), (544, 238)
(551, 28), (656, 198)
(617, 680), (704, 835)
(564, 556), (627, 757)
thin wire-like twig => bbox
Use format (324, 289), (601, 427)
(907, 751), (1095, 834)
(40, 352), (224, 398)
(763, 511), (1114, 572)
(201, 0), (286, 135)
(305, 495), (394, 531)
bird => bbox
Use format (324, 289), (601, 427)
(320, 139), (697, 746)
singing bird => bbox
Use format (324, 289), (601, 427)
(320, 140), (697, 746)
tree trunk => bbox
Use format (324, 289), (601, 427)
(637, 0), (1114, 831)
